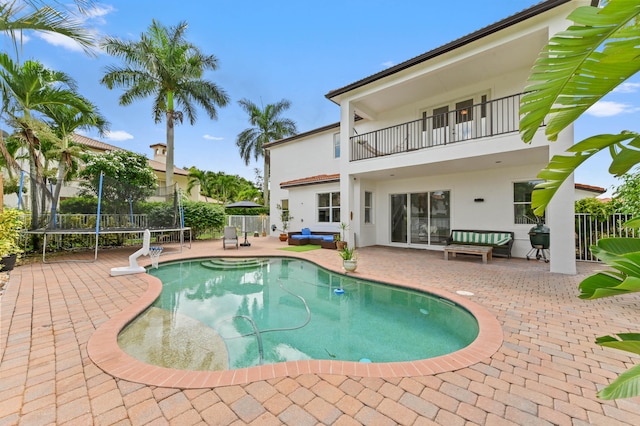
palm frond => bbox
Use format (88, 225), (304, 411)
(531, 132), (640, 215)
(520, 1), (640, 143)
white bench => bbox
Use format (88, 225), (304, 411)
(444, 244), (493, 264)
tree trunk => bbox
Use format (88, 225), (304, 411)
(165, 111), (175, 195)
(50, 161), (66, 229)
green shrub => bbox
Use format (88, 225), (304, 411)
(183, 201), (225, 237)
(59, 196), (100, 214)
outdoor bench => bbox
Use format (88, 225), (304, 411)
(446, 229), (514, 258)
(288, 228), (337, 249)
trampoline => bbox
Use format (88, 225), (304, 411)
(25, 226), (192, 263)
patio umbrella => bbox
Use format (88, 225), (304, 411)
(224, 201), (264, 246)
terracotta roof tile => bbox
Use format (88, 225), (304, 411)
(280, 173), (340, 189)
(575, 183), (606, 194)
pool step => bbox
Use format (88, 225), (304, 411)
(200, 257), (269, 270)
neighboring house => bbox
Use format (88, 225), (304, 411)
(267, 0), (597, 274)
(2, 134), (199, 209)
(70, 135), (199, 202)
(574, 183), (606, 201)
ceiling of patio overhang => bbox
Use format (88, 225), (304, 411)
(350, 145), (549, 182)
(337, 28), (548, 118)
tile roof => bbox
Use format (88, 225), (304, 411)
(280, 173), (340, 189)
(575, 183), (606, 194)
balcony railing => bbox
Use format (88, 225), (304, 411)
(350, 93), (523, 161)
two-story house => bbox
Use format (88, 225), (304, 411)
(267, 0), (596, 274)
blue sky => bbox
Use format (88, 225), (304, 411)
(4, 0), (639, 196)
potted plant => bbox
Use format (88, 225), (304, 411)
(338, 246), (357, 272)
(0, 208), (24, 272)
(336, 222), (349, 250)
(276, 204), (293, 242)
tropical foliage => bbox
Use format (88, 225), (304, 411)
(101, 19), (229, 193)
(0, 53), (99, 232)
(236, 98), (297, 207)
(78, 151), (157, 214)
(186, 167), (261, 204)
(0, 0), (96, 55)
(520, 0), (640, 399)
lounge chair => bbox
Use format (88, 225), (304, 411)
(223, 226), (239, 250)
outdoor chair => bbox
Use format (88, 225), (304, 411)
(223, 226), (239, 250)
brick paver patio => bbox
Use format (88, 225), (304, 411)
(1, 237), (640, 425)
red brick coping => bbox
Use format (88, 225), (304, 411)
(88, 264), (503, 389)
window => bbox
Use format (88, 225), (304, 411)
(333, 133), (340, 158)
(280, 199), (289, 215)
(514, 181), (543, 224)
(364, 191), (373, 224)
(318, 192), (340, 223)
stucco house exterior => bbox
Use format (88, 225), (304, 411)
(267, 0), (597, 274)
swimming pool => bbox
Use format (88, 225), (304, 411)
(118, 257), (479, 371)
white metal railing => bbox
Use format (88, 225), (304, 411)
(575, 213), (637, 262)
(227, 215), (270, 235)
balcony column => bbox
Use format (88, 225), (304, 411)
(548, 128), (576, 275)
(340, 100), (355, 245)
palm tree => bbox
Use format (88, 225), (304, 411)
(40, 101), (108, 222)
(0, 53), (90, 231)
(0, 0), (96, 55)
(519, 0), (640, 399)
(101, 19), (229, 194)
(236, 98), (297, 207)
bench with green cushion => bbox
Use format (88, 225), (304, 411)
(447, 229), (514, 258)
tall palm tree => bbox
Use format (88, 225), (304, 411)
(0, 0), (96, 55)
(40, 101), (108, 221)
(0, 52), (90, 231)
(101, 19), (229, 194)
(236, 98), (297, 207)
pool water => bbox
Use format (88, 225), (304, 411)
(118, 257), (479, 371)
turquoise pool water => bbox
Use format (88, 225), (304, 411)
(118, 257), (479, 371)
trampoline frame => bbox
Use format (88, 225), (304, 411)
(25, 227), (192, 263)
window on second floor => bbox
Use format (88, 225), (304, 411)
(318, 192), (340, 223)
(333, 133), (340, 158)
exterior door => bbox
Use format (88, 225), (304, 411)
(390, 194), (407, 243)
(391, 191), (450, 246)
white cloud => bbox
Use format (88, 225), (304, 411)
(105, 130), (134, 141)
(586, 101), (634, 117)
(35, 3), (115, 52)
(613, 82), (640, 94)
(381, 61), (395, 68)
(203, 134), (224, 141)
(36, 32), (86, 52)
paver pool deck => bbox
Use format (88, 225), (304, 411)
(1, 237), (640, 425)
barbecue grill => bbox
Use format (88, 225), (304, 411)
(526, 222), (550, 262)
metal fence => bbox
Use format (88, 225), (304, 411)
(227, 215), (270, 235)
(575, 213), (637, 262)
(350, 93), (523, 161)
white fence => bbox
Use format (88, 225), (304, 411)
(575, 213), (637, 262)
(227, 215), (270, 235)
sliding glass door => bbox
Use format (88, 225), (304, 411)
(390, 191), (450, 245)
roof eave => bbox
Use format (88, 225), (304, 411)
(325, 0), (586, 102)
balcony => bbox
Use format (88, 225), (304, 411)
(350, 93), (523, 162)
